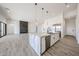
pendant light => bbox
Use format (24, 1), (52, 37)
(34, 3), (38, 33)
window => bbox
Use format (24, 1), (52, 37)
(0, 22), (1, 37)
(0, 21), (7, 38)
(47, 24), (61, 33)
(56, 25), (61, 32)
(53, 24), (61, 32)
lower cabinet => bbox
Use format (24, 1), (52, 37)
(50, 35), (55, 46)
(45, 35), (50, 50)
(29, 33), (59, 55)
(41, 37), (45, 54)
(41, 33), (60, 54)
(34, 36), (40, 55)
(29, 34), (41, 56)
(50, 33), (59, 46)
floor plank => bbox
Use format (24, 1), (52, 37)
(42, 36), (79, 56)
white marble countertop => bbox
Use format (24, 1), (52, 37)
(28, 33), (50, 37)
(48, 32), (60, 34)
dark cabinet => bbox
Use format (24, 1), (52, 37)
(45, 35), (50, 50)
(20, 21), (28, 33)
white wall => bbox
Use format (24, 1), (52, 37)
(28, 20), (44, 33)
(0, 15), (7, 36)
(0, 14), (20, 35)
(7, 24), (15, 35)
(64, 10), (77, 19)
(65, 17), (76, 36)
(7, 20), (20, 35)
(41, 14), (64, 38)
(28, 21), (37, 33)
(7, 19), (40, 35)
(76, 4), (79, 44)
(0, 15), (7, 23)
(64, 9), (77, 36)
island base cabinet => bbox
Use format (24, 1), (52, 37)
(50, 33), (59, 46)
(50, 35), (55, 46)
(45, 35), (50, 50)
(41, 37), (46, 54)
(29, 34), (41, 56)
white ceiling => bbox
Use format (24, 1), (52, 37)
(0, 3), (77, 21)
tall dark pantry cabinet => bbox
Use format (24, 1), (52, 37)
(20, 21), (28, 33)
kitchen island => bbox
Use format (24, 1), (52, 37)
(29, 32), (60, 56)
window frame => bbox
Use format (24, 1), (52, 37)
(0, 21), (7, 38)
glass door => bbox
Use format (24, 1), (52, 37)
(0, 22), (1, 38)
(1, 22), (4, 36)
(3, 23), (5, 36)
(0, 21), (7, 38)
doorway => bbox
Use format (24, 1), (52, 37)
(65, 16), (76, 37)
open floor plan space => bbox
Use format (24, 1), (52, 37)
(0, 35), (79, 56)
(0, 3), (79, 56)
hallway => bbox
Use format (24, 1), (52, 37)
(43, 36), (79, 56)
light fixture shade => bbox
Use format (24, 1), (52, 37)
(35, 3), (37, 5)
(42, 8), (44, 10)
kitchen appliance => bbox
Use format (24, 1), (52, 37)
(45, 35), (51, 50)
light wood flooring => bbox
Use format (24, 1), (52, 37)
(0, 34), (79, 56)
(0, 34), (37, 56)
(42, 35), (79, 56)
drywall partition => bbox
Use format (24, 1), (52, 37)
(28, 21), (37, 33)
(64, 9), (77, 36)
(65, 17), (76, 36)
(0, 15), (7, 37)
(7, 20), (20, 35)
(14, 21), (20, 34)
(0, 15), (7, 23)
(76, 4), (79, 44)
(7, 23), (15, 35)
(64, 10), (77, 19)
(42, 14), (64, 38)
(28, 20), (44, 33)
